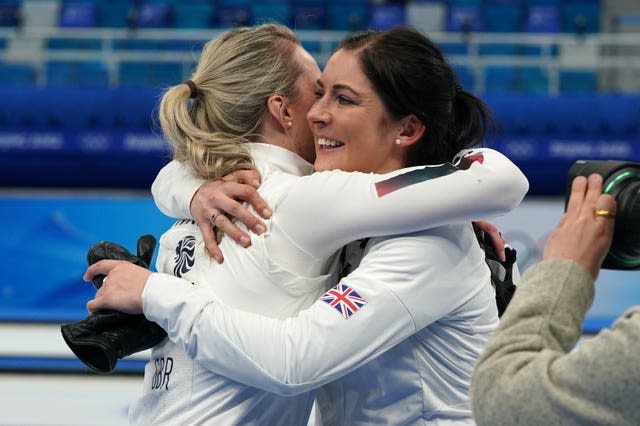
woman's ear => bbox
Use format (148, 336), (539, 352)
(398, 114), (425, 146)
(266, 94), (292, 130)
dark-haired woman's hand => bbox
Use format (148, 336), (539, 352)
(190, 169), (272, 263)
(473, 220), (505, 261)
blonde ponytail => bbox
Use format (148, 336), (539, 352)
(158, 24), (303, 180)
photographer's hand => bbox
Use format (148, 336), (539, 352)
(544, 174), (616, 279)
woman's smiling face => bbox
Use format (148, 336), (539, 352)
(307, 48), (407, 173)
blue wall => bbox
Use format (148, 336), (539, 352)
(0, 87), (170, 189)
(2, 88), (639, 328)
(2, 88), (639, 195)
(0, 194), (173, 322)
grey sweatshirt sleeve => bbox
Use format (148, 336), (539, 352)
(471, 259), (640, 426)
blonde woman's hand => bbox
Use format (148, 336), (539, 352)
(83, 260), (151, 314)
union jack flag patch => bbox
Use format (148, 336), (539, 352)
(320, 283), (367, 319)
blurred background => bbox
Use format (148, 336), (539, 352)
(0, 0), (638, 423)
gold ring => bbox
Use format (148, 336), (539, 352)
(595, 209), (615, 219)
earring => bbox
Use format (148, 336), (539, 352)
(287, 121), (293, 127)
(394, 138), (401, 145)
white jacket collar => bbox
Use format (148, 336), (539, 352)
(247, 143), (314, 177)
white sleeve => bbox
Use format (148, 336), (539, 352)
(276, 147), (529, 259)
(151, 160), (205, 218)
(143, 229), (478, 396)
(150, 148), (527, 255)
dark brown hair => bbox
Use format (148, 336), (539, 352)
(338, 27), (492, 166)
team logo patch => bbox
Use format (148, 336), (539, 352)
(320, 283), (367, 319)
(173, 236), (196, 278)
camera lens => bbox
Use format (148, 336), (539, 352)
(567, 160), (640, 270)
(603, 166), (640, 269)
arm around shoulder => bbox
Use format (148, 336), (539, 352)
(455, 147), (529, 216)
(151, 160), (205, 218)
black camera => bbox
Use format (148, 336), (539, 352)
(566, 160), (640, 270)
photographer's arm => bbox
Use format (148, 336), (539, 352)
(472, 175), (640, 426)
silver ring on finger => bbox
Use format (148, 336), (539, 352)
(102, 275), (108, 285)
(211, 211), (223, 226)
